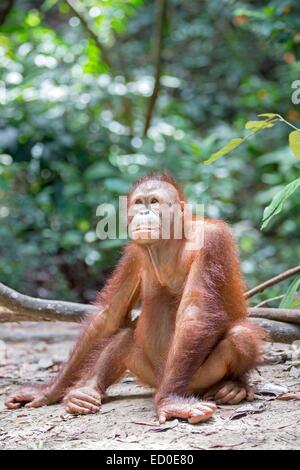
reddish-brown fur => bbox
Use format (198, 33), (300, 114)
(5, 174), (266, 423)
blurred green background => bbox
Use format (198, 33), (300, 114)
(0, 0), (299, 306)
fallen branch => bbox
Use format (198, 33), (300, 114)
(143, 0), (167, 136)
(249, 307), (300, 325)
(1, 281), (300, 343)
(245, 265), (300, 299)
(251, 318), (300, 344)
(0, 281), (97, 323)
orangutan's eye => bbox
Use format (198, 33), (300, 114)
(150, 198), (159, 204)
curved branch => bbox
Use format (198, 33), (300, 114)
(0, 281), (97, 323)
(0, 0), (14, 26)
(245, 265), (300, 299)
(64, 0), (112, 69)
(64, 0), (135, 134)
(143, 0), (167, 136)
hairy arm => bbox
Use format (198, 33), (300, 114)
(156, 221), (247, 405)
(5, 245), (141, 409)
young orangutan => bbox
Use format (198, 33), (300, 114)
(5, 174), (266, 424)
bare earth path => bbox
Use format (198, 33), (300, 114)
(0, 322), (300, 450)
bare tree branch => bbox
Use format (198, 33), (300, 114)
(251, 318), (300, 343)
(1, 281), (300, 344)
(0, 281), (97, 323)
(245, 265), (300, 299)
(249, 307), (300, 324)
(64, 0), (135, 134)
(143, 0), (167, 136)
(0, 0), (14, 26)
(64, 0), (112, 69)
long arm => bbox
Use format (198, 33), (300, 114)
(48, 245), (141, 401)
(156, 221), (247, 404)
(5, 245), (141, 408)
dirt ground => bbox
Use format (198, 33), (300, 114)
(0, 321), (300, 450)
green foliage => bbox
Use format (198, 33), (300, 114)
(279, 277), (300, 308)
(205, 112), (300, 231)
(261, 178), (300, 229)
(204, 116), (279, 164)
(0, 0), (300, 303)
(204, 139), (244, 165)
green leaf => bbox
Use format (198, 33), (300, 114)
(261, 178), (300, 230)
(262, 6), (276, 17)
(25, 10), (41, 27)
(245, 120), (275, 131)
(292, 297), (300, 308)
(234, 8), (268, 19)
(204, 138), (244, 165)
(84, 39), (109, 74)
(257, 113), (279, 119)
(288, 131), (300, 160)
(279, 277), (300, 308)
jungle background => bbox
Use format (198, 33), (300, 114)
(1, 0), (300, 451)
(0, 0), (300, 307)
